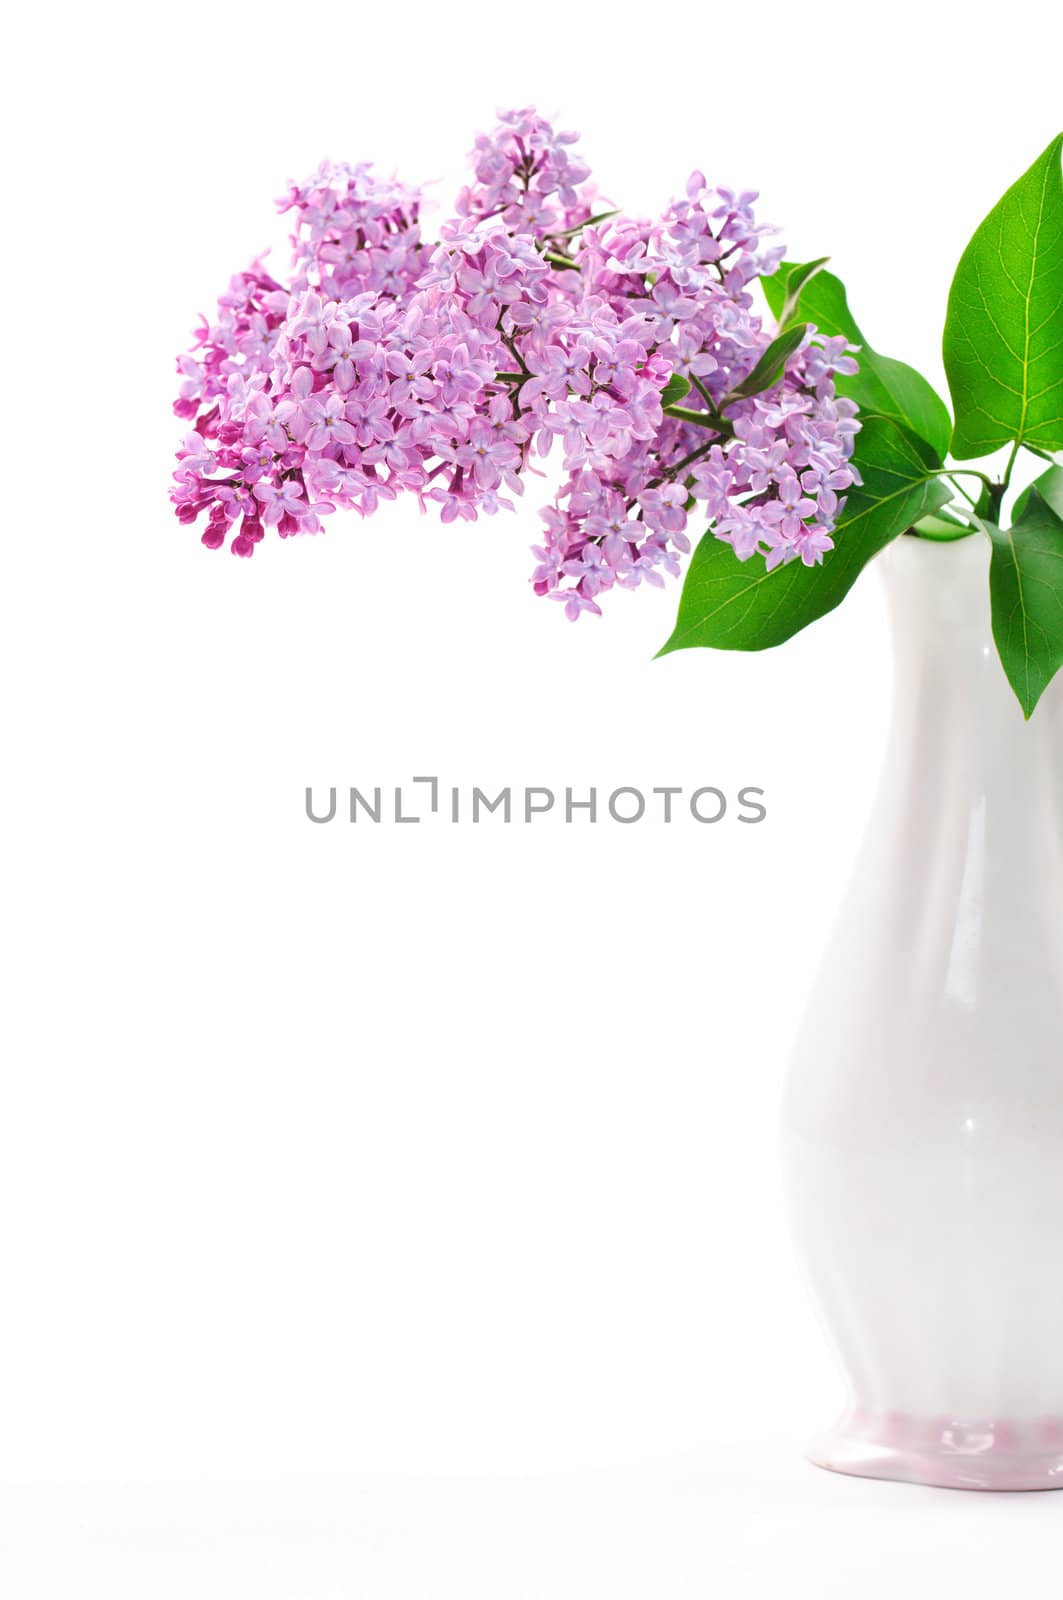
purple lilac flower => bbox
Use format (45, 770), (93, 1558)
(171, 111), (860, 601)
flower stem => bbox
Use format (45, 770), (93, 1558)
(663, 404), (725, 432)
(548, 209), (620, 241)
(690, 374), (719, 413)
(645, 439), (716, 490)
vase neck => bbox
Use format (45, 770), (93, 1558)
(879, 533), (1063, 761)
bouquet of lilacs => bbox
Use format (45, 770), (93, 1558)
(171, 109), (862, 621)
(172, 116), (1063, 717)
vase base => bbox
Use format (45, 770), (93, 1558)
(808, 1408), (1063, 1491)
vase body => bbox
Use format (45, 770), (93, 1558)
(783, 532), (1063, 1490)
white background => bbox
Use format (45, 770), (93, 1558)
(3, 2), (1063, 1593)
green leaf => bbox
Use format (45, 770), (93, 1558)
(726, 323), (808, 402)
(762, 262), (952, 461)
(866, 352), (953, 465)
(944, 134), (1063, 459)
(1014, 461), (1063, 521)
(660, 373), (692, 408)
(776, 257), (830, 327)
(763, 260), (857, 340)
(657, 417), (949, 655)
(913, 510), (976, 542)
(982, 487), (1063, 717)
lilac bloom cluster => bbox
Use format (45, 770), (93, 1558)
(279, 161), (427, 303)
(171, 111), (860, 612)
(455, 106), (595, 237)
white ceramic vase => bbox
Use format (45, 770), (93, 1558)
(783, 530), (1063, 1491)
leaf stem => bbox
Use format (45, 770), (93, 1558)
(938, 467), (994, 491)
(946, 475), (978, 508)
(1001, 439), (1022, 493)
